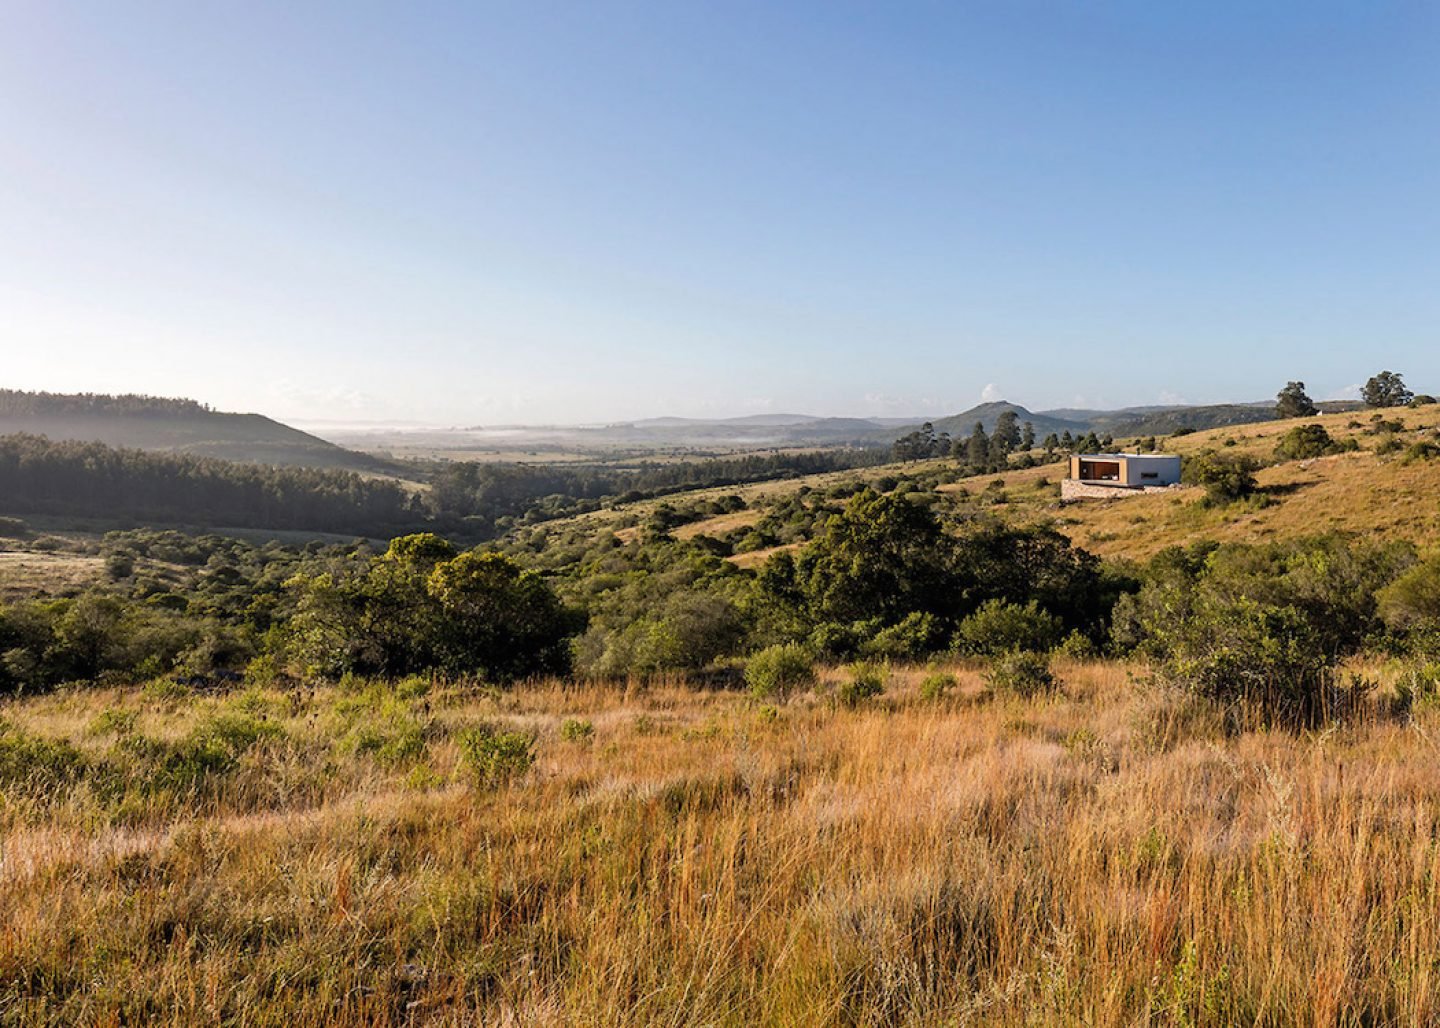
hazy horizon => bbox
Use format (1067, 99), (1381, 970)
(5, 3), (1436, 424)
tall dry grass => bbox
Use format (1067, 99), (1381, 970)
(2, 661), (1439, 1024)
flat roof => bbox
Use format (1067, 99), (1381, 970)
(1074, 453), (1180, 460)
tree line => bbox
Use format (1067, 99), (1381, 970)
(0, 389), (211, 417)
(0, 434), (421, 535)
(0, 433), (890, 540)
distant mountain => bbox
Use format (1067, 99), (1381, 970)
(907, 402), (1087, 441)
(631, 413), (829, 429)
(0, 389), (395, 473)
(885, 398), (1370, 447)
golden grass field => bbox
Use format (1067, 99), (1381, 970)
(643, 403), (1440, 565)
(4, 660), (1440, 1025)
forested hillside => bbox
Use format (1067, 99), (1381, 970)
(0, 389), (389, 472)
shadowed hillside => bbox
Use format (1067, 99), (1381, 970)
(0, 390), (394, 473)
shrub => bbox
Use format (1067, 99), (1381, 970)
(142, 678), (194, 703)
(124, 710), (284, 794)
(1158, 599), (1355, 726)
(1378, 554), (1440, 633)
(1403, 441), (1440, 463)
(1394, 663), (1440, 716)
(1057, 629), (1098, 660)
(457, 723), (536, 789)
(745, 644), (815, 701)
(1274, 424), (1335, 461)
(836, 662), (887, 708)
(1185, 452), (1259, 505)
(560, 717), (595, 744)
(348, 710), (425, 767)
(807, 622), (862, 660)
(863, 611), (943, 660)
(955, 599), (1063, 655)
(918, 671), (957, 702)
(0, 720), (88, 795)
(88, 708), (139, 737)
(984, 651), (1057, 698)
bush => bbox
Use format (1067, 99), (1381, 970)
(1185, 452), (1259, 505)
(955, 599), (1063, 655)
(1057, 629), (1098, 660)
(1403, 441), (1440, 463)
(1274, 424), (1335, 461)
(347, 708), (425, 767)
(984, 651), (1057, 698)
(560, 717), (595, 744)
(744, 644), (815, 701)
(88, 708), (139, 737)
(836, 662), (887, 708)
(457, 723), (536, 789)
(1158, 599), (1355, 726)
(1394, 663), (1440, 716)
(807, 622), (863, 660)
(1378, 554), (1440, 633)
(863, 611), (944, 660)
(0, 720), (88, 795)
(918, 671), (957, 702)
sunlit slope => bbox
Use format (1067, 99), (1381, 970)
(539, 403), (1440, 563)
(1050, 405), (1440, 559)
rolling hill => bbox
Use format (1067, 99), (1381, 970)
(535, 402), (1440, 566)
(0, 390), (396, 473)
(888, 398), (1368, 444)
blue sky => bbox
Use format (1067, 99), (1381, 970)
(2, 2), (1437, 424)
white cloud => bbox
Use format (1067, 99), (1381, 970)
(1327, 383), (1362, 401)
(1158, 389), (1187, 405)
(980, 383), (1001, 403)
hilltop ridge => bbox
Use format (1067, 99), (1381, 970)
(0, 389), (396, 473)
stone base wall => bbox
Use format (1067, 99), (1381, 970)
(1060, 480), (1179, 502)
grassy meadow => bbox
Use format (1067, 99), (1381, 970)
(5, 661), (1440, 1025)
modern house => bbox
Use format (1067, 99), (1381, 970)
(1062, 452), (1182, 500)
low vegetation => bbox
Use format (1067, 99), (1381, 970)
(1, 663), (1439, 1023)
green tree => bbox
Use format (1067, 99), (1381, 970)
(1275, 381), (1319, 418)
(892, 423), (939, 462)
(1363, 370), (1414, 408)
(965, 423), (990, 468)
(789, 490), (956, 628)
(1021, 421), (1036, 451)
(426, 551), (578, 680)
(991, 411), (1021, 457)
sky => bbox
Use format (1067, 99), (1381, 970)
(2, 2), (1438, 426)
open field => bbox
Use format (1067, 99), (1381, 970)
(0, 552), (107, 602)
(4, 662), (1440, 1024)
